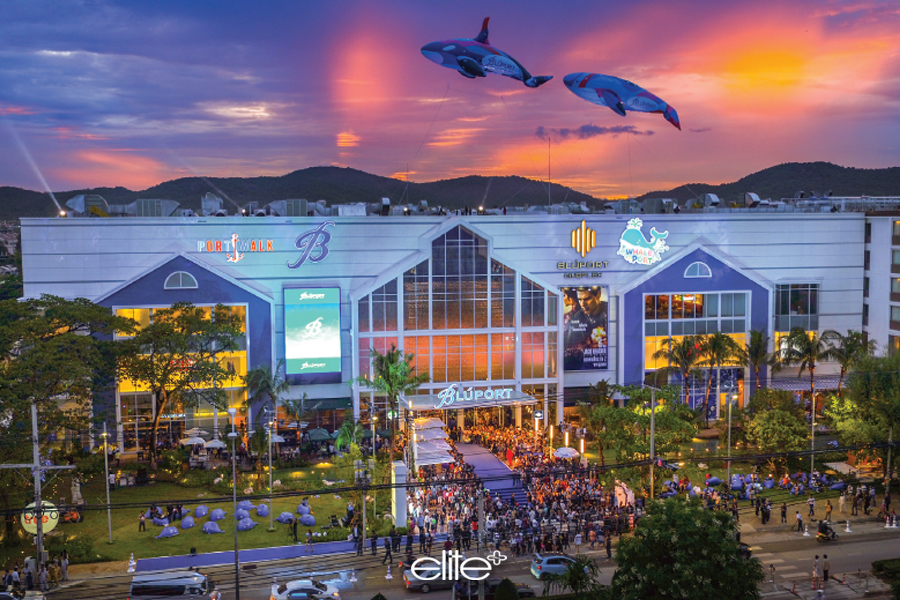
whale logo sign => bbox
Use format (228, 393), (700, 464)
(617, 218), (669, 266)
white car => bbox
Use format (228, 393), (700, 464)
(270, 579), (341, 600)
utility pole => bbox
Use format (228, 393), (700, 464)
(650, 389), (655, 500)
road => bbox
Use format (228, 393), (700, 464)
(48, 522), (900, 600)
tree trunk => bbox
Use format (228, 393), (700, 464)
(149, 388), (169, 469)
(389, 395), (396, 464)
(702, 372), (713, 428)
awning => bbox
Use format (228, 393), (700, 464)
(307, 428), (332, 442)
(415, 428), (447, 441)
(414, 440), (452, 453)
(415, 450), (454, 466)
(768, 375), (841, 392)
(414, 417), (446, 430)
(407, 388), (541, 411)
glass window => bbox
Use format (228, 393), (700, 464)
(490, 260), (516, 328)
(164, 271), (198, 289)
(892, 279), (900, 294)
(521, 277), (545, 327)
(403, 261), (429, 331)
(684, 261), (712, 278)
(891, 306), (900, 323)
(893, 221), (900, 237)
(547, 293), (558, 326)
(371, 279), (398, 332)
(521, 332), (545, 379)
(892, 250), (900, 266)
(358, 296), (369, 333)
(890, 335), (900, 355)
(432, 227), (489, 330)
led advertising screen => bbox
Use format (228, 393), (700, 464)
(284, 287), (342, 384)
(563, 286), (609, 371)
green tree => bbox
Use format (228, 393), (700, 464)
(335, 418), (366, 451)
(0, 232), (23, 302)
(0, 295), (132, 540)
(845, 353), (900, 478)
(282, 393), (311, 445)
(542, 554), (603, 596)
(494, 577), (522, 600)
(651, 335), (704, 409)
(744, 329), (770, 390)
(243, 359), (290, 431)
(745, 409), (808, 469)
(700, 332), (745, 428)
(778, 327), (837, 417)
(824, 393), (886, 465)
(578, 380), (613, 466)
(117, 302), (244, 468)
(354, 345), (428, 464)
(611, 499), (764, 600)
(822, 330), (875, 398)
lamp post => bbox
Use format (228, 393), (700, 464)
(727, 393), (737, 483)
(226, 407), (241, 600)
(102, 422), (113, 544)
(371, 414), (377, 461)
(266, 411), (275, 532)
(642, 385), (662, 500)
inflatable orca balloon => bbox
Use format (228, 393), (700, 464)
(203, 521), (224, 534)
(156, 526), (179, 539)
(422, 18), (552, 88)
(563, 72), (680, 130)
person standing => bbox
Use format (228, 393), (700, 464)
(371, 532), (378, 556)
(306, 529), (313, 554)
(825, 500), (832, 522)
(356, 535), (363, 556)
(60, 552), (69, 582)
(808, 495), (816, 518)
(574, 531), (582, 554)
(605, 534), (612, 560)
(38, 567), (48, 593)
(11, 567), (20, 590)
(823, 555), (830, 584)
(839, 491), (846, 514)
(138, 512), (146, 532)
(291, 517), (298, 543)
(781, 503), (788, 525)
(796, 511), (804, 532)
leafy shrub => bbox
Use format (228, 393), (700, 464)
(494, 578), (520, 600)
(159, 449), (187, 472)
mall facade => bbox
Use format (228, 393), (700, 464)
(20, 207), (870, 449)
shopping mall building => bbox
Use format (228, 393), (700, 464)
(21, 196), (892, 450)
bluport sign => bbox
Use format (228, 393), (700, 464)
(434, 384), (514, 409)
(410, 550), (507, 581)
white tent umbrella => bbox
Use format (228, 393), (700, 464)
(270, 434), (286, 443)
(553, 447), (580, 459)
(413, 417), (446, 430)
(204, 439), (227, 449)
(179, 436), (206, 446)
(416, 428), (448, 441)
(185, 428), (209, 436)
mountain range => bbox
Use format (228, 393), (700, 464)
(1, 161), (898, 221)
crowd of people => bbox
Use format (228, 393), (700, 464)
(1, 552), (68, 594)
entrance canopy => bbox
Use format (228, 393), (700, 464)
(407, 387), (541, 412)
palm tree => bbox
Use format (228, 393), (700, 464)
(335, 418), (366, 451)
(651, 335), (704, 408)
(541, 554), (601, 596)
(243, 359), (290, 434)
(281, 393), (311, 445)
(779, 327), (837, 417)
(744, 329), (771, 390)
(355, 345), (429, 463)
(822, 329), (876, 397)
(700, 332), (746, 427)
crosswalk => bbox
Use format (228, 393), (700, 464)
(752, 550), (806, 580)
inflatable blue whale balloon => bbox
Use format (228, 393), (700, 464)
(422, 18), (552, 88)
(563, 72), (681, 130)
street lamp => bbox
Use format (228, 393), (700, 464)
(642, 385), (662, 500)
(226, 407), (241, 600)
(101, 422), (112, 544)
(371, 414), (377, 461)
(265, 409), (275, 532)
(727, 393), (737, 483)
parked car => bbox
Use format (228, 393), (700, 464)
(459, 578), (536, 599)
(403, 565), (455, 594)
(529, 553), (577, 580)
(269, 579), (341, 600)
(129, 570), (220, 599)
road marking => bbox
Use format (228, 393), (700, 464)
(780, 572), (810, 579)
(763, 559), (786, 564)
(847, 553), (861, 556)
(749, 546), (763, 551)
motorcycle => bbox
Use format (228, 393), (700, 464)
(816, 521), (838, 542)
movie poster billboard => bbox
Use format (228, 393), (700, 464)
(563, 286), (609, 371)
(284, 287), (341, 384)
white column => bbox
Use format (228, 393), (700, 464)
(457, 409), (465, 433)
(114, 385), (125, 451)
(391, 460), (408, 527)
(515, 406), (522, 427)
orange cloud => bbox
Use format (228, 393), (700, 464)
(336, 131), (361, 147)
(52, 150), (171, 190)
(0, 105), (36, 115)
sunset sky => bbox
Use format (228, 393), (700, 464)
(1, 0), (898, 198)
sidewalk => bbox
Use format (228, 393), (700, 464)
(759, 574), (892, 599)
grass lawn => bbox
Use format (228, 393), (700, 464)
(2, 459), (394, 568)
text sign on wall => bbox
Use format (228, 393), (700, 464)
(284, 288), (342, 384)
(434, 384), (514, 409)
(617, 218), (670, 266)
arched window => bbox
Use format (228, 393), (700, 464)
(164, 271), (198, 290)
(684, 261), (712, 278)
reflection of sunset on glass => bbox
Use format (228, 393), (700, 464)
(0, 0), (897, 196)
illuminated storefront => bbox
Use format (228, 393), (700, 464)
(20, 209), (866, 441)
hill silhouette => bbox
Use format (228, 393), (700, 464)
(1, 162), (898, 221)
